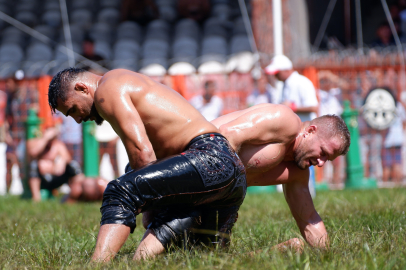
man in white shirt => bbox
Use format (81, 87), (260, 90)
(265, 55), (319, 196)
(189, 80), (224, 121)
(265, 55), (318, 122)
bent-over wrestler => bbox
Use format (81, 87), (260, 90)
(27, 127), (85, 202)
(48, 68), (246, 262)
(142, 103), (350, 254)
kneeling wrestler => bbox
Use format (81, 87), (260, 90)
(48, 68), (247, 262)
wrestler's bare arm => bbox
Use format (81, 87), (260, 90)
(283, 168), (329, 248)
(217, 104), (301, 147)
(94, 77), (156, 169)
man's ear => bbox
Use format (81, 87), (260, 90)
(304, 125), (317, 137)
(74, 82), (89, 94)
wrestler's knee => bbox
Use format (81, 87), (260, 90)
(149, 209), (201, 250)
(100, 180), (137, 233)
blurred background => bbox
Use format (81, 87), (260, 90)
(0, 0), (405, 199)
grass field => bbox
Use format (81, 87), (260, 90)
(1, 188), (406, 269)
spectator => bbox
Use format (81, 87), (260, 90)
(382, 101), (406, 184)
(370, 22), (395, 47)
(58, 113), (83, 166)
(27, 127), (85, 202)
(265, 55), (319, 122)
(95, 121), (120, 179)
(121, 0), (158, 25)
(352, 80), (383, 180)
(390, 4), (401, 21)
(265, 54), (319, 196)
(178, 0), (210, 22)
(82, 36), (104, 62)
(318, 71), (343, 116)
(246, 74), (272, 107)
(5, 70), (38, 185)
(0, 89), (10, 195)
(189, 80), (224, 121)
(318, 71), (344, 186)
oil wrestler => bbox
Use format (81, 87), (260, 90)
(141, 103), (350, 256)
(48, 68), (246, 262)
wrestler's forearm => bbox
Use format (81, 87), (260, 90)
(91, 224), (131, 263)
(128, 148), (157, 169)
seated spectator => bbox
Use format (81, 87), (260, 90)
(82, 36), (104, 62)
(189, 80), (223, 121)
(246, 74), (271, 107)
(370, 22), (395, 47)
(27, 127), (85, 202)
(382, 101), (406, 184)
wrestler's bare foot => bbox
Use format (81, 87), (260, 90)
(91, 224), (131, 263)
(134, 229), (165, 260)
(248, 238), (305, 256)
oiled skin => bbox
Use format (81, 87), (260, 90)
(212, 103), (332, 249)
(57, 69), (218, 169)
(56, 69), (219, 262)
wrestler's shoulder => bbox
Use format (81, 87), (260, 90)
(98, 69), (149, 90)
(260, 104), (301, 140)
(257, 104), (300, 125)
(95, 70), (145, 99)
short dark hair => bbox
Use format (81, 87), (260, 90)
(310, 115), (351, 156)
(204, 80), (216, 89)
(48, 67), (87, 113)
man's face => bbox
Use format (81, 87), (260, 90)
(256, 76), (267, 94)
(377, 25), (391, 40)
(203, 83), (216, 101)
(274, 70), (291, 82)
(294, 131), (342, 170)
(56, 86), (104, 125)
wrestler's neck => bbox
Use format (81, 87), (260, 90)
(284, 121), (309, 161)
(87, 73), (102, 96)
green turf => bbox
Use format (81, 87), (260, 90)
(1, 188), (405, 269)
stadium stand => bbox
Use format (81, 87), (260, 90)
(0, 0), (254, 78)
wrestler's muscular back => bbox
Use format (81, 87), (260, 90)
(213, 104), (302, 185)
(94, 70), (218, 160)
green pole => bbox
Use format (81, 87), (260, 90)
(341, 100), (377, 189)
(82, 121), (99, 177)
